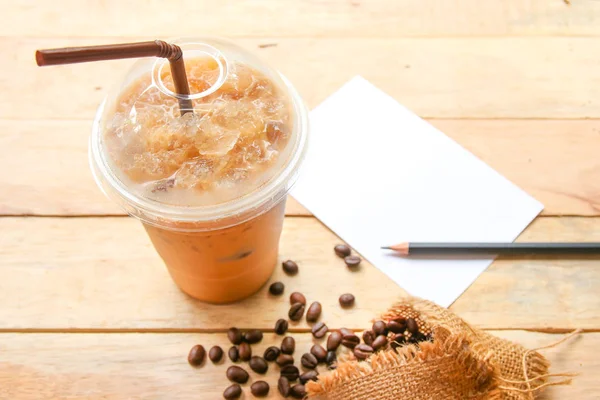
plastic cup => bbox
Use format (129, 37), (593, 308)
(89, 37), (309, 303)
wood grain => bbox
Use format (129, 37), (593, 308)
(1, 216), (599, 331)
(4, 37), (600, 120)
(4, 0), (600, 398)
(0, 119), (307, 216)
(437, 119), (600, 216)
(2, 119), (599, 217)
(0, 216), (406, 331)
(5, 0), (600, 38)
(0, 331), (595, 399)
(453, 216), (600, 330)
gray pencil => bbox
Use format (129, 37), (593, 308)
(381, 242), (600, 256)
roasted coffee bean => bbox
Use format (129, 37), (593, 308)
(306, 301), (322, 322)
(408, 335), (419, 344)
(339, 293), (355, 308)
(238, 342), (252, 361)
(276, 353), (294, 367)
(334, 244), (351, 258)
(387, 320), (407, 334)
(341, 333), (360, 349)
(353, 343), (374, 360)
(209, 346), (223, 363)
(269, 281), (285, 296)
(409, 331), (428, 343)
(326, 351), (337, 368)
(275, 319), (289, 335)
(251, 381), (270, 397)
(339, 327), (354, 336)
(228, 346), (239, 362)
(300, 370), (319, 385)
(244, 329), (263, 344)
(301, 353), (318, 369)
(290, 292), (306, 305)
(223, 384), (242, 400)
(310, 344), (327, 362)
(362, 330), (375, 346)
(289, 302), (305, 321)
(187, 344), (206, 366)
(390, 317), (407, 330)
(281, 336), (296, 354)
(249, 356), (268, 374)
(390, 333), (406, 349)
(290, 384), (307, 399)
(278, 376), (291, 397)
(227, 327), (243, 345)
(407, 317), (419, 335)
(264, 346), (280, 362)
(344, 255), (361, 268)
(226, 366), (249, 384)
(372, 320), (387, 336)
(311, 322), (328, 339)
(282, 259), (299, 275)
(280, 365), (300, 381)
(372, 335), (388, 351)
(327, 331), (343, 351)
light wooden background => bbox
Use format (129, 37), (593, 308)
(1, 0), (599, 398)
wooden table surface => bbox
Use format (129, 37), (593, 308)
(2, 1), (600, 398)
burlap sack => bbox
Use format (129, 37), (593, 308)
(381, 297), (551, 399)
(307, 326), (501, 400)
(307, 297), (562, 400)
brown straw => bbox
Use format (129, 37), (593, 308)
(36, 40), (194, 115)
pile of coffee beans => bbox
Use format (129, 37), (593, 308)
(187, 244), (433, 399)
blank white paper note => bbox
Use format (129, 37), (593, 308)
(291, 76), (544, 307)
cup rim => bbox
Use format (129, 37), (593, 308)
(89, 48), (309, 232)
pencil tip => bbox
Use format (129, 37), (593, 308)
(381, 243), (410, 255)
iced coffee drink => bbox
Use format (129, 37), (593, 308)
(90, 39), (308, 303)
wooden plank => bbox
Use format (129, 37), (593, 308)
(0, 216), (407, 331)
(454, 216), (600, 330)
(436, 119), (600, 216)
(5, 0), (600, 38)
(3, 37), (600, 120)
(2, 119), (598, 217)
(0, 119), (307, 216)
(0, 331), (596, 399)
(1, 216), (599, 331)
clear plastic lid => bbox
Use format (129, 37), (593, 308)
(89, 37), (309, 231)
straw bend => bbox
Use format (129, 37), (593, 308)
(35, 39), (193, 115)
(35, 40), (184, 66)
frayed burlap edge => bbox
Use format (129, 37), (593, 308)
(380, 297), (575, 400)
(307, 326), (502, 400)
